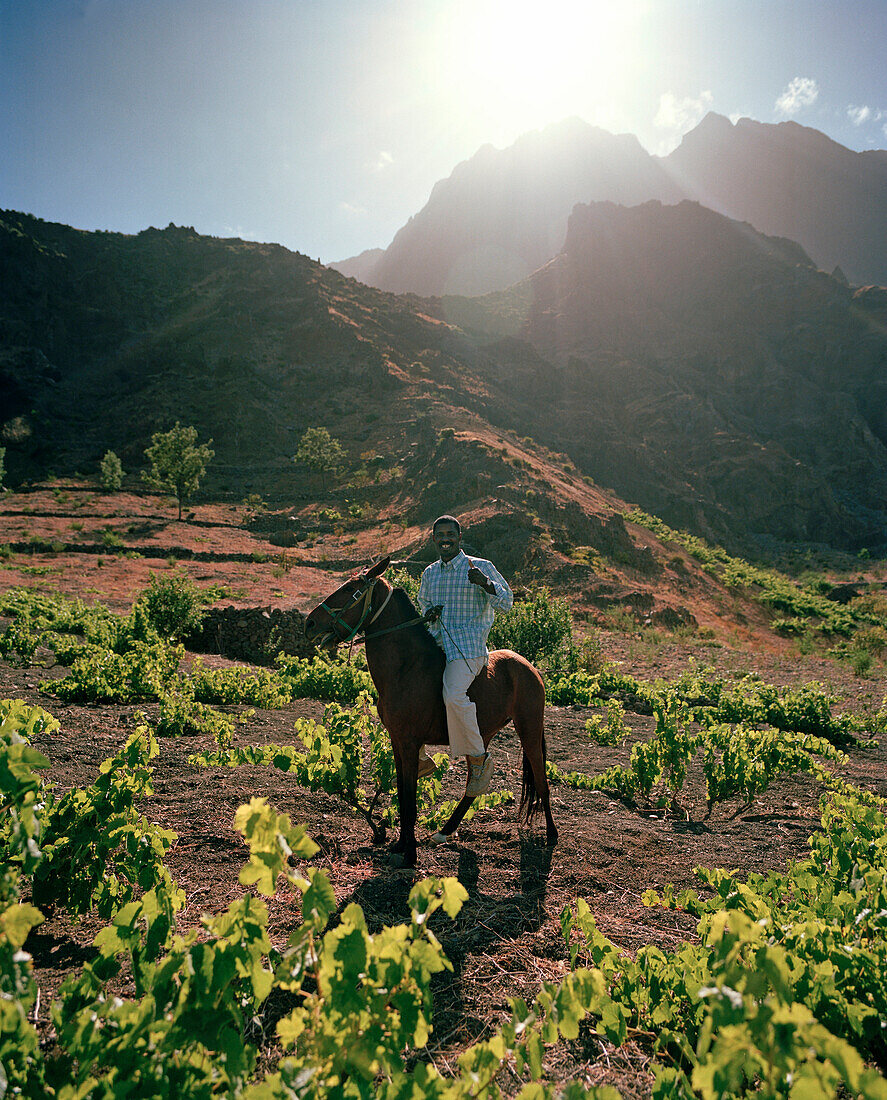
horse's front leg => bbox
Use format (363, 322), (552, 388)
(388, 748), (408, 855)
(389, 740), (418, 869)
(438, 794), (475, 837)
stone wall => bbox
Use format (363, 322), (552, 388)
(186, 606), (315, 665)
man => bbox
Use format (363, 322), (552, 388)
(416, 514), (513, 796)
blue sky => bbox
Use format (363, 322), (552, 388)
(2, 0), (886, 263)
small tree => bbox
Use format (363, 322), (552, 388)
(143, 423), (214, 520)
(489, 587), (575, 670)
(135, 569), (205, 641)
(294, 426), (345, 491)
(100, 450), (125, 492)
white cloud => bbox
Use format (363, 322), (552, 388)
(222, 225), (259, 241)
(655, 90), (714, 133)
(848, 105), (872, 126)
(653, 91), (713, 153)
(372, 150), (394, 172)
(339, 201), (367, 217)
(775, 77), (819, 117)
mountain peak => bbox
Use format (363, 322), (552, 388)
(665, 114), (887, 283)
(694, 110), (735, 133)
(333, 112), (887, 296)
(365, 121), (681, 296)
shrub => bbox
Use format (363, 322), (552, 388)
(850, 649), (874, 677)
(189, 662), (291, 708)
(134, 570), (205, 641)
(101, 528), (125, 549)
(44, 641), (183, 703)
(773, 617), (806, 636)
(585, 698), (630, 745)
(489, 586), (574, 670)
(388, 566), (420, 603)
(275, 652), (375, 703)
(99, 450), (124, 491)
(153, 681), (243, 746)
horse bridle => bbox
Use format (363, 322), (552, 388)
(315, 576), (394, 649)
(314, 574), (439, 651)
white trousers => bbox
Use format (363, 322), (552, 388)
(441, 656), (487, 758)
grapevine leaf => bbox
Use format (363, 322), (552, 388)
(276, 1009), (307, 1048)
(0, 903), (43, 949)
(440, 877), (469, 919)
(301, 868), (336, 930)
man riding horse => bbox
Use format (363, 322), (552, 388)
(303, 519), (556, 867)
(416, 515), (513, 798)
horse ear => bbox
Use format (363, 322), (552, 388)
(364, 555), (391, 579)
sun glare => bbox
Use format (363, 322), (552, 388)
(436, 0), (646, 144)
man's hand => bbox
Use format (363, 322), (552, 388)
(425, 604), (444, 623)
(468, 566), (495, 594)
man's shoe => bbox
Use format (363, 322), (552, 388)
(417, 752), (436, 780)
(465, 752), (493, 797)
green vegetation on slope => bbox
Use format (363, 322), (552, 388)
(626, 507), (885, 641)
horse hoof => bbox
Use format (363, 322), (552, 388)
(388, 850), (416, 870)
(428, 830), (453, 846)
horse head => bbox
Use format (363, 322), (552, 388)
(303, 556), (391, 651)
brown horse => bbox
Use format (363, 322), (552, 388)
(303, 557), (558, 868)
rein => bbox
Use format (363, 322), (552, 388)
(317, 578), (433, 652)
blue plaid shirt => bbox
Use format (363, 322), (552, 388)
(417, 550), (513, 661)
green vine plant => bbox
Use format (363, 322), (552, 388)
(4, 693), (887, 1097)
(546, 675), (876, 820)
(584, 698), (630, 745)
(558, 797), (887, 1100)
(625, 508), (887, 650)
(2, 703), (624, 1099)
(190, 692), (462, 844)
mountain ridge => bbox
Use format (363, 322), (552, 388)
(332, 113), (887, 294)
(475, 199), (887, 545)
(3, 204), (887, 557)
(338, 117), (683, 296)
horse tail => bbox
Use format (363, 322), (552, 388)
(519, 731), (547, 823)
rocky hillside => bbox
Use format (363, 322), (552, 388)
(438, 200), (887, 550)
(664, 112), (887, 287)
(331, 117), (682, 295)
(3, 206), (887, 555)
(0, 211), (456, 489)
(333, 113), (887, 295)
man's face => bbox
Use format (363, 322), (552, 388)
(432, 521), (461, 562)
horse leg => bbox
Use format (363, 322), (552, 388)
(388, 745), (409, 855)
(437, 794), (475, 838)
(389, 741), (419, 868)
(515, 706), (558, 846)
(433, 724), (496, 839)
